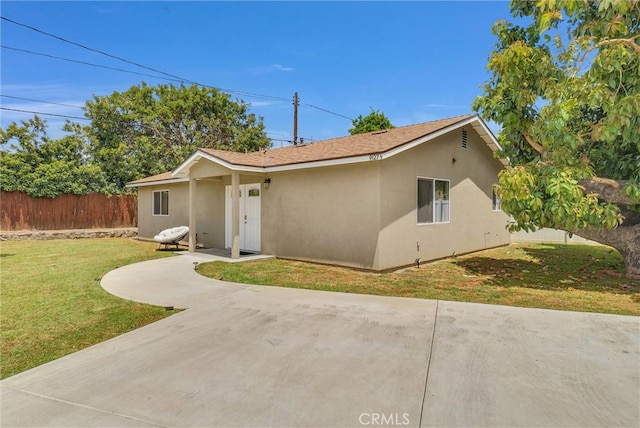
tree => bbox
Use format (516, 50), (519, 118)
(348, 108), (394, 135)
(473, 0), (640, 276)
(84, 82), (271, 190)
(0, 117), (111, 197)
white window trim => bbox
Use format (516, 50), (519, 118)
(417, 176), (451, 225)
(152, 189), (170, 216)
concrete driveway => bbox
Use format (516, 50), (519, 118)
(1, 252), (638, 427)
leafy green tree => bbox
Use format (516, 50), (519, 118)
(473, 0), (640, 276)
(84, 82), (271, 190)
(348, 108), (394, 135)
(1, 117), (111, 197)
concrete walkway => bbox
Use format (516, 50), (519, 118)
(1, 252), (638, 427)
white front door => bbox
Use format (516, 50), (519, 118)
(225, 183), (261, 252)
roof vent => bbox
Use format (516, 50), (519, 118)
(372, 130), (388, 135)
(461, 129), (468, 149)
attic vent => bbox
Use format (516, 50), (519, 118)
(461, 128), (468, 149)
(372, 130), (388, 135)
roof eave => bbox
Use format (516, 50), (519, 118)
(171, 149), (266, 178)
(468, 116), (511, 169)
(126, 177), (190, 188)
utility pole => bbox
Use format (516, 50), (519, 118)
(293, 92), (299, 145)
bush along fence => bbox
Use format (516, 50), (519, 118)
(0, 191), (137, 232)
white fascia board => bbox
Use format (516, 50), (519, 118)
(263, 154), (375, 172)
(470, 117), (502, 151)
(469, 118), (511, 168)
(171, 151), (202, 177)
(126, 177), (190, 188)
(171, 150), (265, 177)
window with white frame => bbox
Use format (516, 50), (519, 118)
(417, 178), (450, 223)
(492, 188), (502, 211)
(153, 190), (169, 216)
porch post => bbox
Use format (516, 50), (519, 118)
(188, 177), (197, 252)
(231, 171), (240, 259)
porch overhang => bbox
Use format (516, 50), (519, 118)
(172, 150), (265, 179)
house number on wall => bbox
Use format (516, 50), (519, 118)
(369, 154), (383, 161)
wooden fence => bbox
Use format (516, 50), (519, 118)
(0, 191), (137, 231)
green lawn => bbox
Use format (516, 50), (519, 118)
(0, 238), (175, 379)
(197, 243), (640, 316)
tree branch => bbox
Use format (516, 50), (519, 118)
(618, 205), (640, 226)
(580, 179), (636, 205)
(590, 177), (620, 188)
(149, 125), (172, 148)
(573, 35), (640, 76)
(594, 36), (640, 54)
(524, 133), (544, 154)
(575, 223), (634, 246)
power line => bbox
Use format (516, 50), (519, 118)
(2, 95), (301, 125)
(1, 107), (314, 147)
(2, 44), (288, 103)
(266, 131), (313, 144)
(303, 103), (353, 121)
(0, 16), (288, 102)
(1, 15), (352, 117)
(1, 94), (84, 109)
(0, 107), (88, 121)
(2, 95), (319, 142)
(1, 16), (187, 84)
(216, 88), (287, 102)
(1, 91), (347, 144)
(1, 45), (180, 84)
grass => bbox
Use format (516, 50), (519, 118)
(0, 238), (175, 379)
(197, 243), (640, 316)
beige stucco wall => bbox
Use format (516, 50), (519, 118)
(377, 125), (510, 270)
(262, 162), (381, 270)
(192, 179), (226, 248)
(137, 182), (189, 241)
(137, 179), (226, 249)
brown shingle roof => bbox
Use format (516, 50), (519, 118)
(127, 171), (181, 185)
(129, 114), (484, 186)
(200, 114), (475, 168)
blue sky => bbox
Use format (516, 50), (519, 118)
(1, 1), (514, 146)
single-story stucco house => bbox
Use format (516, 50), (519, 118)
(128, 114), (511, 271)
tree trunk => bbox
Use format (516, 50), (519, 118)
(575, 179), (640, 278)
(576, 224), (640, 278)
